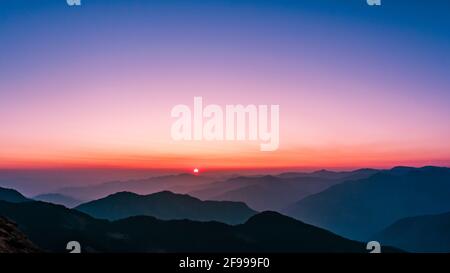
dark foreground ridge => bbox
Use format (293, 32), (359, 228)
(0, 200), (399, 253)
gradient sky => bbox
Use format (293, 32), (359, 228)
(0, 0), (449, 170)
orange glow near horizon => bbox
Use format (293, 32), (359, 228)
(1, 0), (450, 173)
(1, 63), (450, 171)
(1, 142), (449, 171)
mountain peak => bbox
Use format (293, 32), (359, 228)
(0, 187), (30, 203)
(313, 169), (332, 174)
(107, 191), (140, 198)
(176, 173), (196, 178)
(260, 175), (280, 181)
(149, 190), (177, 196)
(75, 190), (257, 224)
(388, 166), (416, 174)
(245, 211), (297, 225)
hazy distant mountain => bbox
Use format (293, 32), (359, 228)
(285, 166), (450, 240)
(0, 217), (40, 253)
(373, 211), (450, 253)
(75, 191), (257, 224)
(277, 168), (379, 180)
(53, 169), (379, 212)
(33, 193), (82, 208)
(0, 200), (395, 253)
(209, 176), (337, 211)
(0, 168), (174, 197)
(0, 187), (31, 203)
(190, 169), (378, 211)
(56, 173), (215, 201)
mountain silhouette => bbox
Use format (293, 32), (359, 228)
(75, 191), (257, 224)
(234, 211), (378, 252)
(373, 211), (450, 253)
(33, 193), (83, 208)
(0, 187), (31, 203)
(277, 168), (378, 180)
(190, 169), (378, 211)
(0, 200), (397, 253)
(0, 200), (107, 252)
(56, 173), (215, 201)
(0, 216), (40, 253)
(284, 166), (450, 240)
(209, 176), (336, 211)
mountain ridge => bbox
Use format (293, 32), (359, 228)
(0, 200), (400, 253)
(33, 193), (82, 208)
(284, 166), (450, 240)
(373, 211), (450, 253)
(0, 186), (31, 203)
(75, 190), (257, 224)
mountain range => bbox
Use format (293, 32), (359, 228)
(75, 191), (257, 224)
(0, 200), (395, 253)
(284, 166), (450, 240)
(55, 173), (215, 201)
(1, 166), (450, 253)
(189, 169), (378, 211)
(373, 211), (450, 253)
(47, 169), (378, 212)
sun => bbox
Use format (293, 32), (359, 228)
(193, 168), (199, 174)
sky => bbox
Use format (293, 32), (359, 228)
(0, 0), (449, 171)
